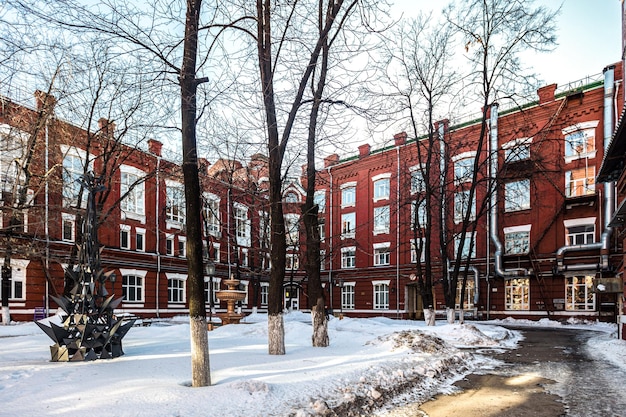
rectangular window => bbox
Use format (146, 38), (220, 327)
(410, 168), (425, 194)
(505, 278), (530, 310)
(454, 158), (474, 184)
(178, 237), (186, 257)
(314, 190), (326, 213)
(411, 238), (425, 263)
(318, 219), (325, 242)
(565, 167), (595, 198)
(411, 199), (427, 229)
(286, 253), (299, 270)
(454, 190), (475, 223)
(204, 279), (220, 305)
(204, 195), (220, 237)
(454, 232), (476, 259)
(505, 179), (530, 212)
(120, 225), (130, 250)
(341, 283), (355, 310)
(168, 277), (186, 303)
(62, 149), (91, 208)
(166, 182), (185, 224)
(373, 178), (390, 200)
(341, 247), (356, 269)
(259, 211), (270, 249)
(260, 283), (269, 306)
(235, 204), (251, 245)
(240, 248), (249, 267)
(566, 276), (595, 311)
(341, 185), (356, 207)
(122, 274), (144, 302)
(565, 128), (596, 159)
(62, 213), (75, 242)
(320, 250), (326, 271)
(373, 206), (390, 234)
(566, 224), (595, 245)
(341, 212), (356, 238)
(285, 214), (299, 247)
(120, 169), (145, 217)
(505, 231), (530, 254)
(166, 235), (174, 256)
(373, 282), (389, 309)
(504, 138), (531, 162)
(455, 279), (475, 309)
(373, 244), (390, 266)
(136, 228), (145, 252)
(1, 262), (27, 300)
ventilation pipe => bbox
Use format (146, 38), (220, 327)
(489, 103), (530, 277)
(556, 65), (615, 272)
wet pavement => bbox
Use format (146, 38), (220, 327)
(381, 327), (626, 417)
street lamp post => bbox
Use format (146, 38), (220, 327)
(205, 260), (215, 329)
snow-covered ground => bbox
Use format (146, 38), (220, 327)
(0, 311), (620, 417)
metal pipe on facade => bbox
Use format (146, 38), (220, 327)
(155, 155), (161, 318)
(555, 66), (615, 273)
(327, 165), (333, 310)
(489, 103), (530, 278)
(396, 145), (401, 318)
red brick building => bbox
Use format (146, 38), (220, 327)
(318, 62), (624, 323)
(0, 91), (298, 322)
(1, 61), (625, 326)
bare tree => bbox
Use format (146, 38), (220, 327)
(441, 0), (558, 322)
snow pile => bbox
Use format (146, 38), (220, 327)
(0, 313), (518, 417)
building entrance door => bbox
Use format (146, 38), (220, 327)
(284, 285), (299, 310)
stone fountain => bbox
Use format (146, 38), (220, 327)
(215, 276), (246, 324)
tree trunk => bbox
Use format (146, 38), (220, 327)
(446, 307), (455, 324)
(268, 312), (286, 355)
(423, 307), (436, 326)
(181, 0), (210, 387)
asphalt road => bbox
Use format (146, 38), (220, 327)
(385, 327), (626, 417)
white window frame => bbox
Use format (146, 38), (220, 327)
(563, 121), (598, 163)
(136, 227), (146, 252)
(503, 137), (532, 162)
(62, 213), (75, 242)
(341, 212), (356, 238)
(409, 165), (425, 194)
(314, 190), (326, 213)
(234, 203), (251, 247)
(120, 165), (146, 222)
(285, 213), (300, 247)
(260, 282), (269, 306)
(120, 224), (131, 250)
(454, 190), (475, 224)
(167, 273), (187, 304)
(341, 246), (356, 269)
(411, 199), (427, 229)
(505, 179), (531, 212)
(286, 253), (299, 270)
(372, 174), (391, 201)
(341, 182), (357, 208)
(373, 280), (390, 310)
(0, 259), (29, 301)
(165, 179), (185, 227)
(120, 269), (147, 303)
(565, 275), (595, 311)
(454, 232), (476, 259)
(373, 205), (390, 235)
(341, 282), (356, 310)
(504, 225), (531, 255)
(455, 279), (475, 309)
(505, 278), (530, 311)
(452, 152), (476, 184)
(60, 145), (94, 209)
(203, 192), (221, 237)
(373, 242), (391, 266)
(411, 238), (426, 263)
(178, 236), (187, 258)
(564, 218), (596, 246)
(565, 166), (596, 197)
(166, 234), (175, 256)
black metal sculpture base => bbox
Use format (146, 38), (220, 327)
(37, 172), (134, 361)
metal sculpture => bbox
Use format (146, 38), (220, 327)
(37, 172), (134, 361)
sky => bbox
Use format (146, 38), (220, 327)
(392, 0), (622, 88)
(0, 312), (620, 417)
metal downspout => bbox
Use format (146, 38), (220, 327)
(396, 145), (401, 318)
(155, 155), (161, 318)
(327, 166), (333, 310)
(44, 117), (50, 315)
(489, 103), (529, 278)
(555, 65), (615, 272)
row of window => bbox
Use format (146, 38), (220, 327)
(505, 276), (595, 311)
